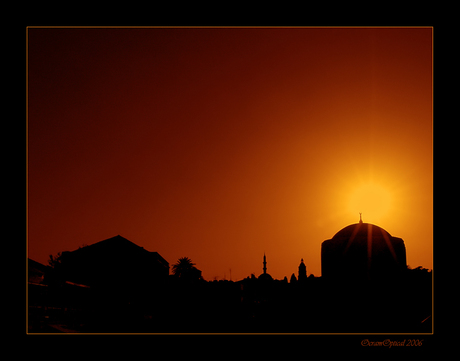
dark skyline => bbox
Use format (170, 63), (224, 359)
(28, 232), (432, 334)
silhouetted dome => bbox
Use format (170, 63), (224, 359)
(258, 273), (273, 281)
(332, 222), (392, 241)
(321, 221), (407, 280)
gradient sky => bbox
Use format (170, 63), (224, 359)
(27, 27), (433, 281)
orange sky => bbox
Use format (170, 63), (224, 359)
(27, 27), (433, 281)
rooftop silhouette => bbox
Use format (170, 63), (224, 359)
(53, 235), (169, 288)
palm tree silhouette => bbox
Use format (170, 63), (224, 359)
(172, 257), (197, 279)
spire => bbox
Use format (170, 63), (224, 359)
(298, 258), (307, 281)
(359, 212), (363, 223)
(263, 252), (267, 274)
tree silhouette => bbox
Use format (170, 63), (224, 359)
(48, 252), (62, 268)
(45, 252), (64, 285)
(172, 257), (201, 281)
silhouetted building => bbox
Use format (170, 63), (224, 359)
(59, 235), (169, 288)
(298, 258), (307, 282)
(28, 258), (49, 285)
(321, 217), (406, 281)
(258, 253), (273, 281)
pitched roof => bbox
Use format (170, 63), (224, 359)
(67, 235), (168, 267)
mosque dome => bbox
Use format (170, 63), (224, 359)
(321, 217), (407, 281)
(332, 222), (391, 241)
(258, 272), (273, 281)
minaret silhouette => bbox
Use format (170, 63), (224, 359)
(298, 258), (307, 282)
(263, 252), (267, 274)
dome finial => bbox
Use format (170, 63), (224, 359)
(359, 212), (363, 223)
(263, 252), (267, 274)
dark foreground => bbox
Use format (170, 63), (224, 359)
(28, 270), (431, 334)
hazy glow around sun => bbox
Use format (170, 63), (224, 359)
(347, 182), (393, 223)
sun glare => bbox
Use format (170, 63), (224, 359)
(347, 182), (393, 223)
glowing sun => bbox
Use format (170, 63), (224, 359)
(347, 182), (393, 222)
